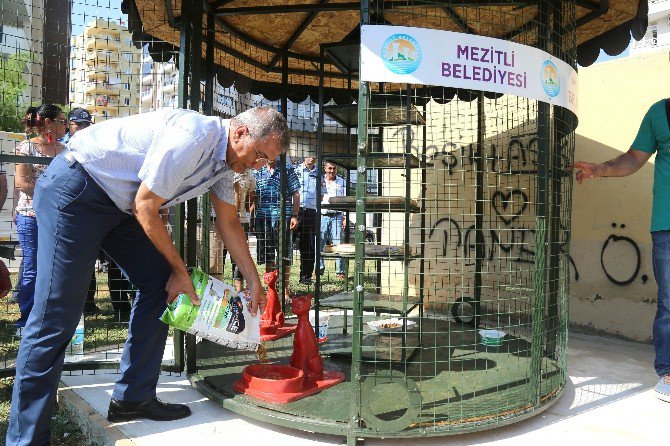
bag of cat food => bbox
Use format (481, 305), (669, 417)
(160, 268), (260, 351)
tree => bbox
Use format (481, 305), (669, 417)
(0, 52), (32, 133)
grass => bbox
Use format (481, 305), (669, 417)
(0, 273), (130, 370)
(0, 376), (90, 445)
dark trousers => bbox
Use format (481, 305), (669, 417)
(6, 155), (171, 445)
(222, 222), (249, 281)
(107, 253), (133, 313)
(297, 208), (317, 279)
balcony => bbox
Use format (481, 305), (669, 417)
(85, 20), (122, 37)
(85, 35), (120, 51)
(159, 80), (178, 94)
(633, 38), (659, 49)
(86, 65), (116, 81)
(86, 50), (119, 65)
(649, 0), (670, 14)
(85, 81), (123, 96)
(158, 62), (176, 74)
(84, 94), (120, 110)
(141, 88), (154, 104)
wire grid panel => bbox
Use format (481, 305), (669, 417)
(351, 0), (577, 435)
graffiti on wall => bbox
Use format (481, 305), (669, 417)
(428, 195), (648, 286)
(391, 127), (541, 175)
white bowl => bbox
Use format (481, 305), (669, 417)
(367, 318), (417, 333)
(478, 329), (507, 346)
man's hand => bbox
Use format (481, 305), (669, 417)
(571, 161), (605, 184)
(289, 216), (298, 230)
(247, 278), (266, 316)
(165, 268), (200, 305)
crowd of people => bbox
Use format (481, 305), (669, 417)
(217, 152), (350, 297)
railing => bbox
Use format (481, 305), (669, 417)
(633, 38), (658, 49)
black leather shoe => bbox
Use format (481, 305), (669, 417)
(107, 397), (191, 422)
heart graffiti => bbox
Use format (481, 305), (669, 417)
(491, 190), (528, 225)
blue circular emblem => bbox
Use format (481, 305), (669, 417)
(541, 60), (560, 97)
(382, 34), (422, 75)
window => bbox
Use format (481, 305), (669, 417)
(298, 104), (310, 119)
(651, 22), (658, 45)
(124, 98), (130, 106)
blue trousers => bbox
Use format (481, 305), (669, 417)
(6, 155), (172, 446)
(653, 230), (670, 377)
(15, 214), (38, 328)
(320, 213), (344, 274)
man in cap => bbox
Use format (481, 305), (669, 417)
(61, 107), (93, 145)
(6, 106), (289, 446)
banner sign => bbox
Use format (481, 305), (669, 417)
(361, 25), (578, 115)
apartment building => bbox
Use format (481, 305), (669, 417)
(69, 19), (141, 122)
(140, 49), (243, 117)
(630, 0), (670, 53)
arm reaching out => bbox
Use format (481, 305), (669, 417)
(571, 149), (652, 184)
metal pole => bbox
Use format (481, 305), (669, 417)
(530, 0), (552, 406)
(279, 51), (289, 313)
(173, 0), (193, 374)
(546, 0), (563, 360)
(315, 46), (325, 337)
(200, 7), (215, 276)
(348, 0), (369, 442)
(474, 92), (485, 330)
(185, 0), (203, 375)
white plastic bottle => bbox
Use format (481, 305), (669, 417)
(65, 315), (85, 362)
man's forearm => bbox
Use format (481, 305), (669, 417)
(601, 151), (647, 177)
(292, 193), (300, 215)
(134, 204), (185, 272)
(216, 216), (260, 287)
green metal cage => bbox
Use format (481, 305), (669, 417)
(0, 0), (647, 443)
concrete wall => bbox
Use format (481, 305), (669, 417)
(569, 49), (670, 341)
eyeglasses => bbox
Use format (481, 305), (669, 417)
(255, 149), (270, 162)
(56, 119), (67, 124)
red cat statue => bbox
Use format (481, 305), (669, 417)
(262, 270), (285, 326)
(290, 294), (324, 383)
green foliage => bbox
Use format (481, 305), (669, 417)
(0, 52), (32, 133)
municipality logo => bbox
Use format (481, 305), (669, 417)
(382, 34), (421, 74)
(541, 60), (560, 97)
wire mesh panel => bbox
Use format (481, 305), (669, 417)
(346, 0), (577, 436)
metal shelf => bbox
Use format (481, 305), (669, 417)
(324, 152), (421, 169)
(323, 42), (360, 75)
(323, 100), (426, 128)
(320, 291), (420, 315)
(322, 196), (420, 213)
(321, 251), (420, 261)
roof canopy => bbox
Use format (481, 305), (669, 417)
(124, 0), (647, 102)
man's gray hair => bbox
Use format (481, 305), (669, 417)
(232, 106), (290, 153)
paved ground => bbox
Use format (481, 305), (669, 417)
(58, 333), (664, 445)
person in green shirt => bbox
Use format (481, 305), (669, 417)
(572, 99), (670, 402)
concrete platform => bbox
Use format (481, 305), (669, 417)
(58, 333), (665, 445)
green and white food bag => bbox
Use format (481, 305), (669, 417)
(160, 268), (260, 350)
